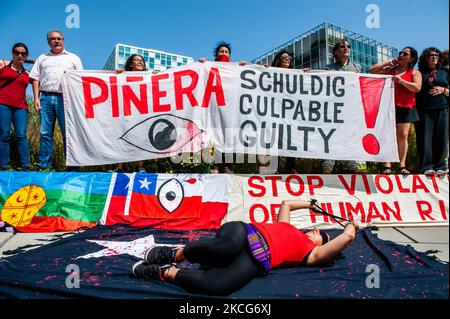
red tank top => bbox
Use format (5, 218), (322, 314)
(252, 222), (317, 269)
(0, 64), (30, 109)
(388, 68), (416, 108)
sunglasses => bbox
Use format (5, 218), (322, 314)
(13, 50), (28, 56)
(428, 54), (440, 58)
(339, 45), (351, 49)
(399, 51), (410, 57)
(280, 55), (292, 61)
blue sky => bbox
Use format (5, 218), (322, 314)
(0, 0), (448, 69)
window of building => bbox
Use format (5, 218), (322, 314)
(302, 37), (311, 52)
(319, 28), (326, 45)
(295, 40), (302, 55)
(312, 59), (319, 69)
(311, 31), (319, 49)
(303, 51), (311, 63)
(311, 46), (319, 60)
(287, 44), (294, 56)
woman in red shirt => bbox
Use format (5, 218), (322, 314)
(0, 43), (34, 170)
(199, 42), (247, 174)
(370, 47), (422, 175)
(132, 199), (358, 296)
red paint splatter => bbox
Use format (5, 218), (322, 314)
(44, 276), (57, 280)
(185, 178), (197, 184)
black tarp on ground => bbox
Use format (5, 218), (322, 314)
(0, 225), (448, 299)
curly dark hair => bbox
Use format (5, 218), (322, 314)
(124, 54), (147, 71)
(213, 41), (232, 60)
(271, 50), (294, 68)
(418, 47), (442, 72)
(443, 49), (449, 67)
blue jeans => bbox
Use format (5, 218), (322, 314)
(39, 94), (65, 168)
(0, 104), (30, 168)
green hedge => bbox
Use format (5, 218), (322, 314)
(7, 99), (420, 173)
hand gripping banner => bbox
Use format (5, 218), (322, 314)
(62, 62), (397, 166)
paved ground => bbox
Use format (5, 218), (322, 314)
(0, 226), (448, 262)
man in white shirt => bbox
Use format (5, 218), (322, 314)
(30, 30), (83, 170)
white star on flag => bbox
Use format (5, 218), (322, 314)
(139, 177), (151, 190)
(75, 235), (182, 260)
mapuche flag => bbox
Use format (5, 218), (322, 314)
(0, 172), (110, 232)
(100, 173), (230, 229)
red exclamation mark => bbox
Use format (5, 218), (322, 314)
(359, 77), (386, 155)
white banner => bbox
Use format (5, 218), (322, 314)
(63, 62), (398, 166)
(223, 174), (449, 229)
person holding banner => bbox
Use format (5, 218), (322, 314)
(0, 43), (34, 171)
(322, 39), (367, 175)
(415, 47), (449, 176)
(258, 50), (300, 174)
(369, 47), (422, 175)
(110, 54), (150, 174)
(132, 199), (358, 296)
(30, 30), (83, 171)
(200, 42), (246, 174)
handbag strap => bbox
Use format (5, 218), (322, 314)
(0, 62), (26, 90)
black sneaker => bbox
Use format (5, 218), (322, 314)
(132, 260), (173, 281)
(144, 246), (178, 264)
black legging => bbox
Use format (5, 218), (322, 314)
(173, 221), (260, 296)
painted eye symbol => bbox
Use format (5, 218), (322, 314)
(157, 178), (184, 213)
(120, 114), (204, 154)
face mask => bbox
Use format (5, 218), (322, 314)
(216, 55), (230, 62)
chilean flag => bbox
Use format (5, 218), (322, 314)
(100, 173), (229, 229)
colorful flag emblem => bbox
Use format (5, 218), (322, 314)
(101, 173), (229, 229)
(0, 172), (111, 232)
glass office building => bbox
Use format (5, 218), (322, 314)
(252, 22), (398, 72)
(103, 43), (195, 72)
